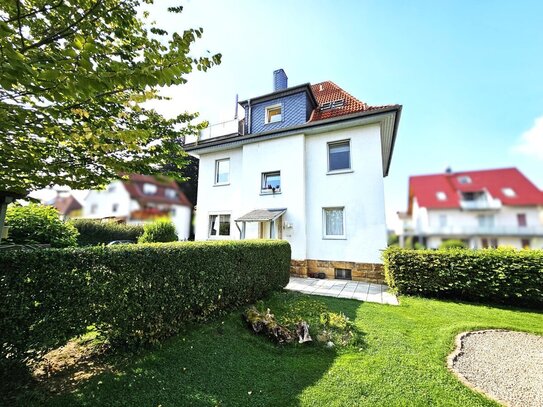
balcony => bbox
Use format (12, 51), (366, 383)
(420, 225), (543, 237)
(459, 198), (502, 210)
(184, 119), (243, 145)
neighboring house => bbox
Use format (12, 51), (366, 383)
(48, 193), (83, 219)
(396, 167), (543, 249)
(184, 69), (402, 282)
(83, 174), (192, 240)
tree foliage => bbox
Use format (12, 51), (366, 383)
(0, 1), (221, 195)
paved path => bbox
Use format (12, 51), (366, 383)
(285, 277), (398, 305)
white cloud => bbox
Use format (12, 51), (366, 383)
(514, 116), (543, 159)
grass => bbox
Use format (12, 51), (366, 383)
(10, 291), (543, 407)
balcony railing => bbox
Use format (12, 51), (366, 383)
(459, 198), (502, 210)
(413, 225), (543, 236)
(184, 119), (243, 145)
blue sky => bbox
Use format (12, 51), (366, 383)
(146, 0), (543, 227)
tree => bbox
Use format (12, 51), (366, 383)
(0, 1), (221, 196)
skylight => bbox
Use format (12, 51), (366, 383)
(320, 99), (345, 111)
(457, 176), (472, 184)
(502, 187), (516, 197)
(436, 191), (447, 201)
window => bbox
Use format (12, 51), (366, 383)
(215, 158), (230, 185)
(521, 238), (530, 248)
(482, 238), (498, 248)
(517, 213), (527, 227)
(107, 185), (116, 193)
(165, 188), (177, 199)
(457, 176), (472, 184)
(439, 214), (447, 228)
(112, 203), (119, 213)
(436, 191), (447, 201)
(208, 214), (231, 237)
(328, 140), (351, 172)
(323, 207), (345, 238)
(502, 187), (516, 197)
(143, 183), (157, 195)
(90, 203), (98, 214)
(265, 104), (282, 124)
(478, 214), (495, 228)
(261, 171), (281, 193)
(335, 268), (352, 280)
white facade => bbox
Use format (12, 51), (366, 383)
(397, 198), (543, 249)
(193, 123), (388, 264)
(83, 181), (192, 240)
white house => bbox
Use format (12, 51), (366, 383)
(396, 167), (543, 249)
(185, 70), (402, 282)
(83, 174), (192, 240)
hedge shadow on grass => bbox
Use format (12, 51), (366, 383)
(18, 293), (366, 407)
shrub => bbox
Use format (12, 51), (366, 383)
(5, 203), (78, 247)
(71, 219), (144, 246)
(439, 239), (467, 250)
(383, 247), (543, 308)
(0, 240), (291, 370)
(138, 218), (178, 243)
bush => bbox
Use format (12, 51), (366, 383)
(439, 239), (467, 250)
(5, 203), (78, 247)
(138, 218), (178, 243)
(0, 240), (291, 370)
(383, 247), (543, 308)
(71, 219), (144, 246)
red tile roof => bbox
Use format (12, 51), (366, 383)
(121, 174), (192, 207)
(51, 195), (82, 215)
(309, 81), (395, 122)
(408, 167), (543, 212)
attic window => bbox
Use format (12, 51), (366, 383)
(502, 187), (516, 197)
(436, 191), (447, 201)
(143, 183), (157, 195)
(165, 188), (177, 199)
(457, 176), (472, 184)
(265, 104), (282, 124)
(320, 99), (345, 111)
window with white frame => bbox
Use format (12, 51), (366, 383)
(208, 214), (231, 237)
(90, 203), (98, 214)
(112, 203), (119, 213)
(143, 183), (157, 195)
(261, 171), (281, 193)
(457, 175), (472, 184)
(215, 158), (230, 185)
(477, 214), (495, 228)
(323, 207), (345, 238)
(265, 104), (282, 124)
(436, 191), (447, 201)
(439, 214), (447, 227)
(328, 140), (351, 172)
(502, 187), (516, 197)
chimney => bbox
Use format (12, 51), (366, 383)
(273, 69), (288, 92)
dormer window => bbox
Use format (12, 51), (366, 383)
(457, 176), (472, 184)
(436, 191), (447, 201)
(143, 183), (157, 195)
(165, 188), (177, 199)
(502, 187), (516, 197)
(265, 104), (282, 124)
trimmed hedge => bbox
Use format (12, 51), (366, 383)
(0, 240), (291, 369)
(71, 219), (144, 245)
(383, 247), (543, 308)
(138, 218), (178, 243)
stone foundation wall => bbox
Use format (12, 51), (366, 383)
(290, 259), (384, 284)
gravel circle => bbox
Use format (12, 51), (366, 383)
(448, 330), (543, 407)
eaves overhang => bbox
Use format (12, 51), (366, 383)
(238, 83), (318, 108)
(185, 105), (402, 177)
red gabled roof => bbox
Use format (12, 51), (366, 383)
(51, 195), (82, 215)
(309, 81), (395, 122)
(121, 174), (192, 207)
(408, 167), (543, 211)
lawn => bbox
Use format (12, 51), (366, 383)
(13, 292), (543, 407)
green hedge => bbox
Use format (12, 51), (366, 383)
(0, 240), (291, 369)
(383, 247), (543, 308)
(70, 219), (144, 245)
(138, 218), (178, 243)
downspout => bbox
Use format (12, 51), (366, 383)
(247, 99), (251, 134)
